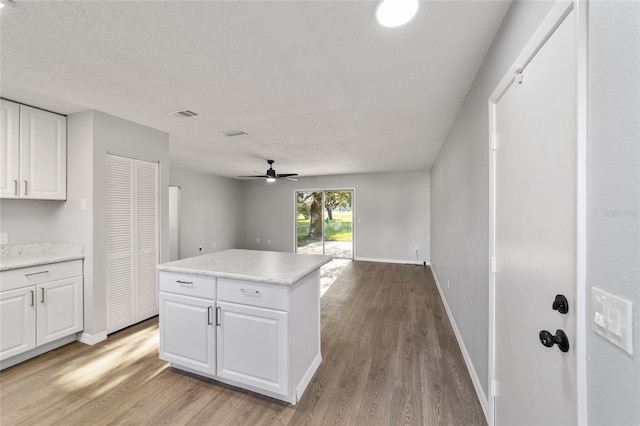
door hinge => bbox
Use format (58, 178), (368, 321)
(491, 257), (497, 273)
(490, 134), (498, 151)
(515, 71), (524, 84)
(491, 378), (498, 396)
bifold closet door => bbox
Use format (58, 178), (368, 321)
(106, 154), (159, 334)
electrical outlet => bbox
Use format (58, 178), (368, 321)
(0, 233), (7, 245)
(447, 279), (450, 289)
(213, 242), (216, 249)
(257, 238), (260, 243)
(268, 240), (271, 245)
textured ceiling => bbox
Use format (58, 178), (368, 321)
(0, 0), (511, 178)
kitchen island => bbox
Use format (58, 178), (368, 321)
(157, 249), (331, 404)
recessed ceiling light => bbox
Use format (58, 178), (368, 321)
(376, 0), (419, 28)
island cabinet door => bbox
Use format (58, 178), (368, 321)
(159, 293), (215, 375)
(216, 301), (288, 397)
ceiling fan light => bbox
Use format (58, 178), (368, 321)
(266, 177), (276, 183)
(375, 0), (419, 28)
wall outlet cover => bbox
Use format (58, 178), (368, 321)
(591, 287), (633, 355)
(0, 233), (7, 245)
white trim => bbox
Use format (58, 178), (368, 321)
(431, 266), (489, 422)
(78, 330), (108, 345)
(487, 2), (583, 425)
(575, 0), (589, 423)
(354, 256), (428, 266)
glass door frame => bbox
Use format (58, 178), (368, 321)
(293, 188), (356, 259)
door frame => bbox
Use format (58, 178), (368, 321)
(487, 1), (587, 425)
(292, 187), (356, 259)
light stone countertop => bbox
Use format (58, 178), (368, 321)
(0, 242), (85, 271)
(157, 249), (332, 286)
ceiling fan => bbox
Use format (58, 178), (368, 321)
(239, 160), (298, 182)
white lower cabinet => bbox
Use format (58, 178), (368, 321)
(37, 277), (83, 346)
(159, 293), (215, 375)
(0, 260), (83, 365)
(216, 301), (288, 396)
(0, 287), (37, 359)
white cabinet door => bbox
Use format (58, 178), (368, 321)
(19, 105), (66, 200)
(0, 287), (36, 360)
(217, 301), (288, 396)
(0, 100), (20, 198)
(36, 277), (83, 346)
(159, 293), (216, 375)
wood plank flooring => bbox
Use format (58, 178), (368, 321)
(0, 261), (485, 425)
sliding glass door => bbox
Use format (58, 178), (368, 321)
(295, 190), (353, 259)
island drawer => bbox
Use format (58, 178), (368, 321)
(159, 272), (216, 299)
(0, 260), (83, 292)
(217, 278), (288, 311)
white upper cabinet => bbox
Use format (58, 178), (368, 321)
(0, 100), (67, 200)
(0, 100), (20, 198)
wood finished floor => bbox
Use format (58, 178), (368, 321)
(0, 261), (485, 425)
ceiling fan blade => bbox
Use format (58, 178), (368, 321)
(280, 176), (298, 181)
(238, 175), (269, 178)
(277, 173), (298, 178)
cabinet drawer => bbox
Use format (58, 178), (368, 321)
(217, 278), (288, 311)
(159, 272), (216, 299)
(0, 260), (82, 292)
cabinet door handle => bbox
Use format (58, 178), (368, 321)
(216, 306), (221, 326)
(30, 290), (34, 307)
(207, 306), (213, 325)
(40, 288), (45, 303)
(25, 270), (49, 278)
(24, 180), (28, 196)
(240, 288), (260, 295)
(176, 280), (193, 286)
(14, 180), (18, 196)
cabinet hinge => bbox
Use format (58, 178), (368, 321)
(490, 379), (498, 396)
(491, 257), (497, 274)
(490, 134), (498, 151)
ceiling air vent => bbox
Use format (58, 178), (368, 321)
(171, 109), (198, 118)
(222, 130), (248, 137)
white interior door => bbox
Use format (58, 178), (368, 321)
(493, 8), (577, 425)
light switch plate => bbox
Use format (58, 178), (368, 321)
(0, 233), (7, 244)
(591, 287), (633, 355)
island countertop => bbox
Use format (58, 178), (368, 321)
(157, 249), (332, 286)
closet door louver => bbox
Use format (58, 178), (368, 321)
(106, 154), (159, 334)
(135, 160), (159, 320)
(107, 155), (135, 332)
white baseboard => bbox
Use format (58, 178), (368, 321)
(78, 330), (108, 345)
(431, 266), (489, 423)
(354, 256), (430, 266)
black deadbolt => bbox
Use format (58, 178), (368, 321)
(539, 329), (570, 352)
(552, 294), (569, 314)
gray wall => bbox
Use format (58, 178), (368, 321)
(57, 110), (170, 337)
(430, 0), (555, 401)
(431, 1), (640, 423)
(586, 1), (640, 424)
(240, 171), (430, 264)
(170, 168), (243, 259)
(0, 200), (64, 243)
